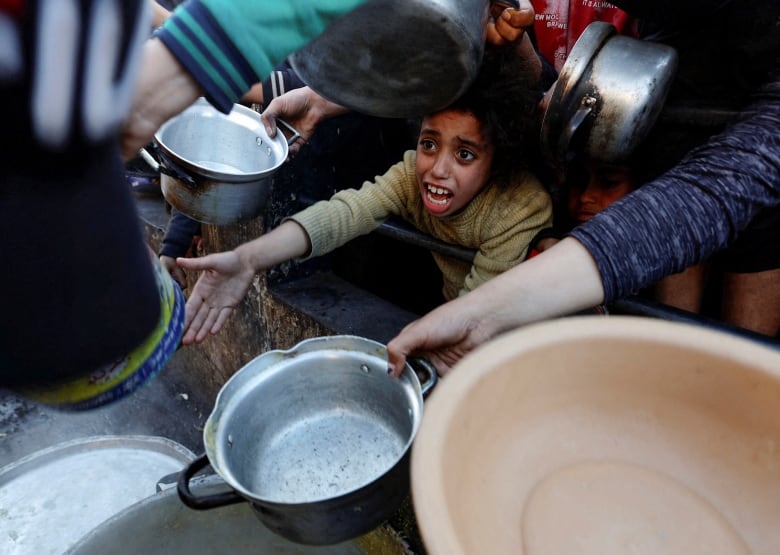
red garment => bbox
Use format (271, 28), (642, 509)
(531, 0), (637, 71)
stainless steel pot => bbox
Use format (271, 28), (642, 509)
(152, 98), (300, 226)
(289, 0), (519, 118)
(540, 22), (679, 163)
(177, 335), (436, 546)
(68, 474), (406, 554)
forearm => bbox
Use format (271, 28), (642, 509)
(121, 38), (202, 160)
(235, 220), (311, 272)
(150, 1), (170, 27)
(464, 237), (604, 337)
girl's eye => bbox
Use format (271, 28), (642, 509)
(457, 149), (476, 161)
(420, 139), (435, 151)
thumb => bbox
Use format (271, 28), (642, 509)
(261, 111), (278, 138)
(386, 341), (410, 378)
(176, 255), (214, 271)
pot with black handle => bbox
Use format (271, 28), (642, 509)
(150, 98), (299, 226)
(177, 335), (436, 545)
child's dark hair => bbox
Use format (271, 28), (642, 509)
(446, 44), (543, 186)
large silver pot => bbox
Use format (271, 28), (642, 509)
(177, 335), (436, 546)
(290, 0), (518, 118)
(540, 22), (678, 163)
(68, 475), (408, 554)
(153, 98), (299, 226)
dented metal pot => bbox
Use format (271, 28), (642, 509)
(540, 22), (679, 164)
(177, 335), (436, 546)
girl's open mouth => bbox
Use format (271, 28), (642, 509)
(424, 183), (453, 213)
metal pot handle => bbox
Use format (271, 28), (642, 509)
(558, 94), (597, 160)
(155, 149), (201, 189)
(177, 453), (245, 510)
(138, 144), (201, 189)
(276, 118), (301, 146)
(409, 358), (437, 398)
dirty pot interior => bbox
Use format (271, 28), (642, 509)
(155, 98), (287, 179)
(180, 335), (433, 545)
(207, 344), (420, 504)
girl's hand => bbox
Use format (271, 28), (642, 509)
(177, 250), (256, 344)
(160, 255), (187, 290)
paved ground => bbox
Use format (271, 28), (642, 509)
(0, 347), (212, 467)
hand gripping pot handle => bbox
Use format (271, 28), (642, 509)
(276, 118), (301, 146)
(409, 357), (437, 397)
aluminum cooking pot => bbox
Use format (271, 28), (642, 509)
(152, 98), (300, 226)
(177, 335), (436, 546)
(540, 22), (678, 164)
(289, 0), (519, 118)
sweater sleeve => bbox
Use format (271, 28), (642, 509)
(461, 184), (553, 296)
(287, 152), (417, 257)
(160, 208), (201, 258)
(570, 68), (780, 302)
(156, 0), (366, 112)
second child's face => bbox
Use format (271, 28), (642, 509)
(567, 161), (636, 224)
(416, 109), (494, 218)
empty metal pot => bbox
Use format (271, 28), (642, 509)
(540, 22), (679, 163)
(153, 98), (299, 226)
(177, 335), (436, 545)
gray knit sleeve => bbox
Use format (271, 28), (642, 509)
(570, 69), (780, 302)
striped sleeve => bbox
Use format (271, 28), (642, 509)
(155, 0), (366, 113)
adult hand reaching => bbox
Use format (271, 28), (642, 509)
(386, 295), (498, 379)
(176, 250), (257, 345)
(261, 86), (350, 156)
(386, 238), (605, 377)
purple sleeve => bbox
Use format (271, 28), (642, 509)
(570, 69), (780, 302)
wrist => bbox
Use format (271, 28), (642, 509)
(135, 38), (203, 125)
(312, 90), (349, 121)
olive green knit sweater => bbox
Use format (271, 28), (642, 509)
(289, 150), (552, 301)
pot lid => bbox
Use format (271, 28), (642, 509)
(0, 435), (195, 555)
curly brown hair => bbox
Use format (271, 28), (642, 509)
(443, 44), (543, 187)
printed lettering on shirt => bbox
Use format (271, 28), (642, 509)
(26, 0), (147, 149)
(0, 13), (22, 80)
(581, 1), (618, 8)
